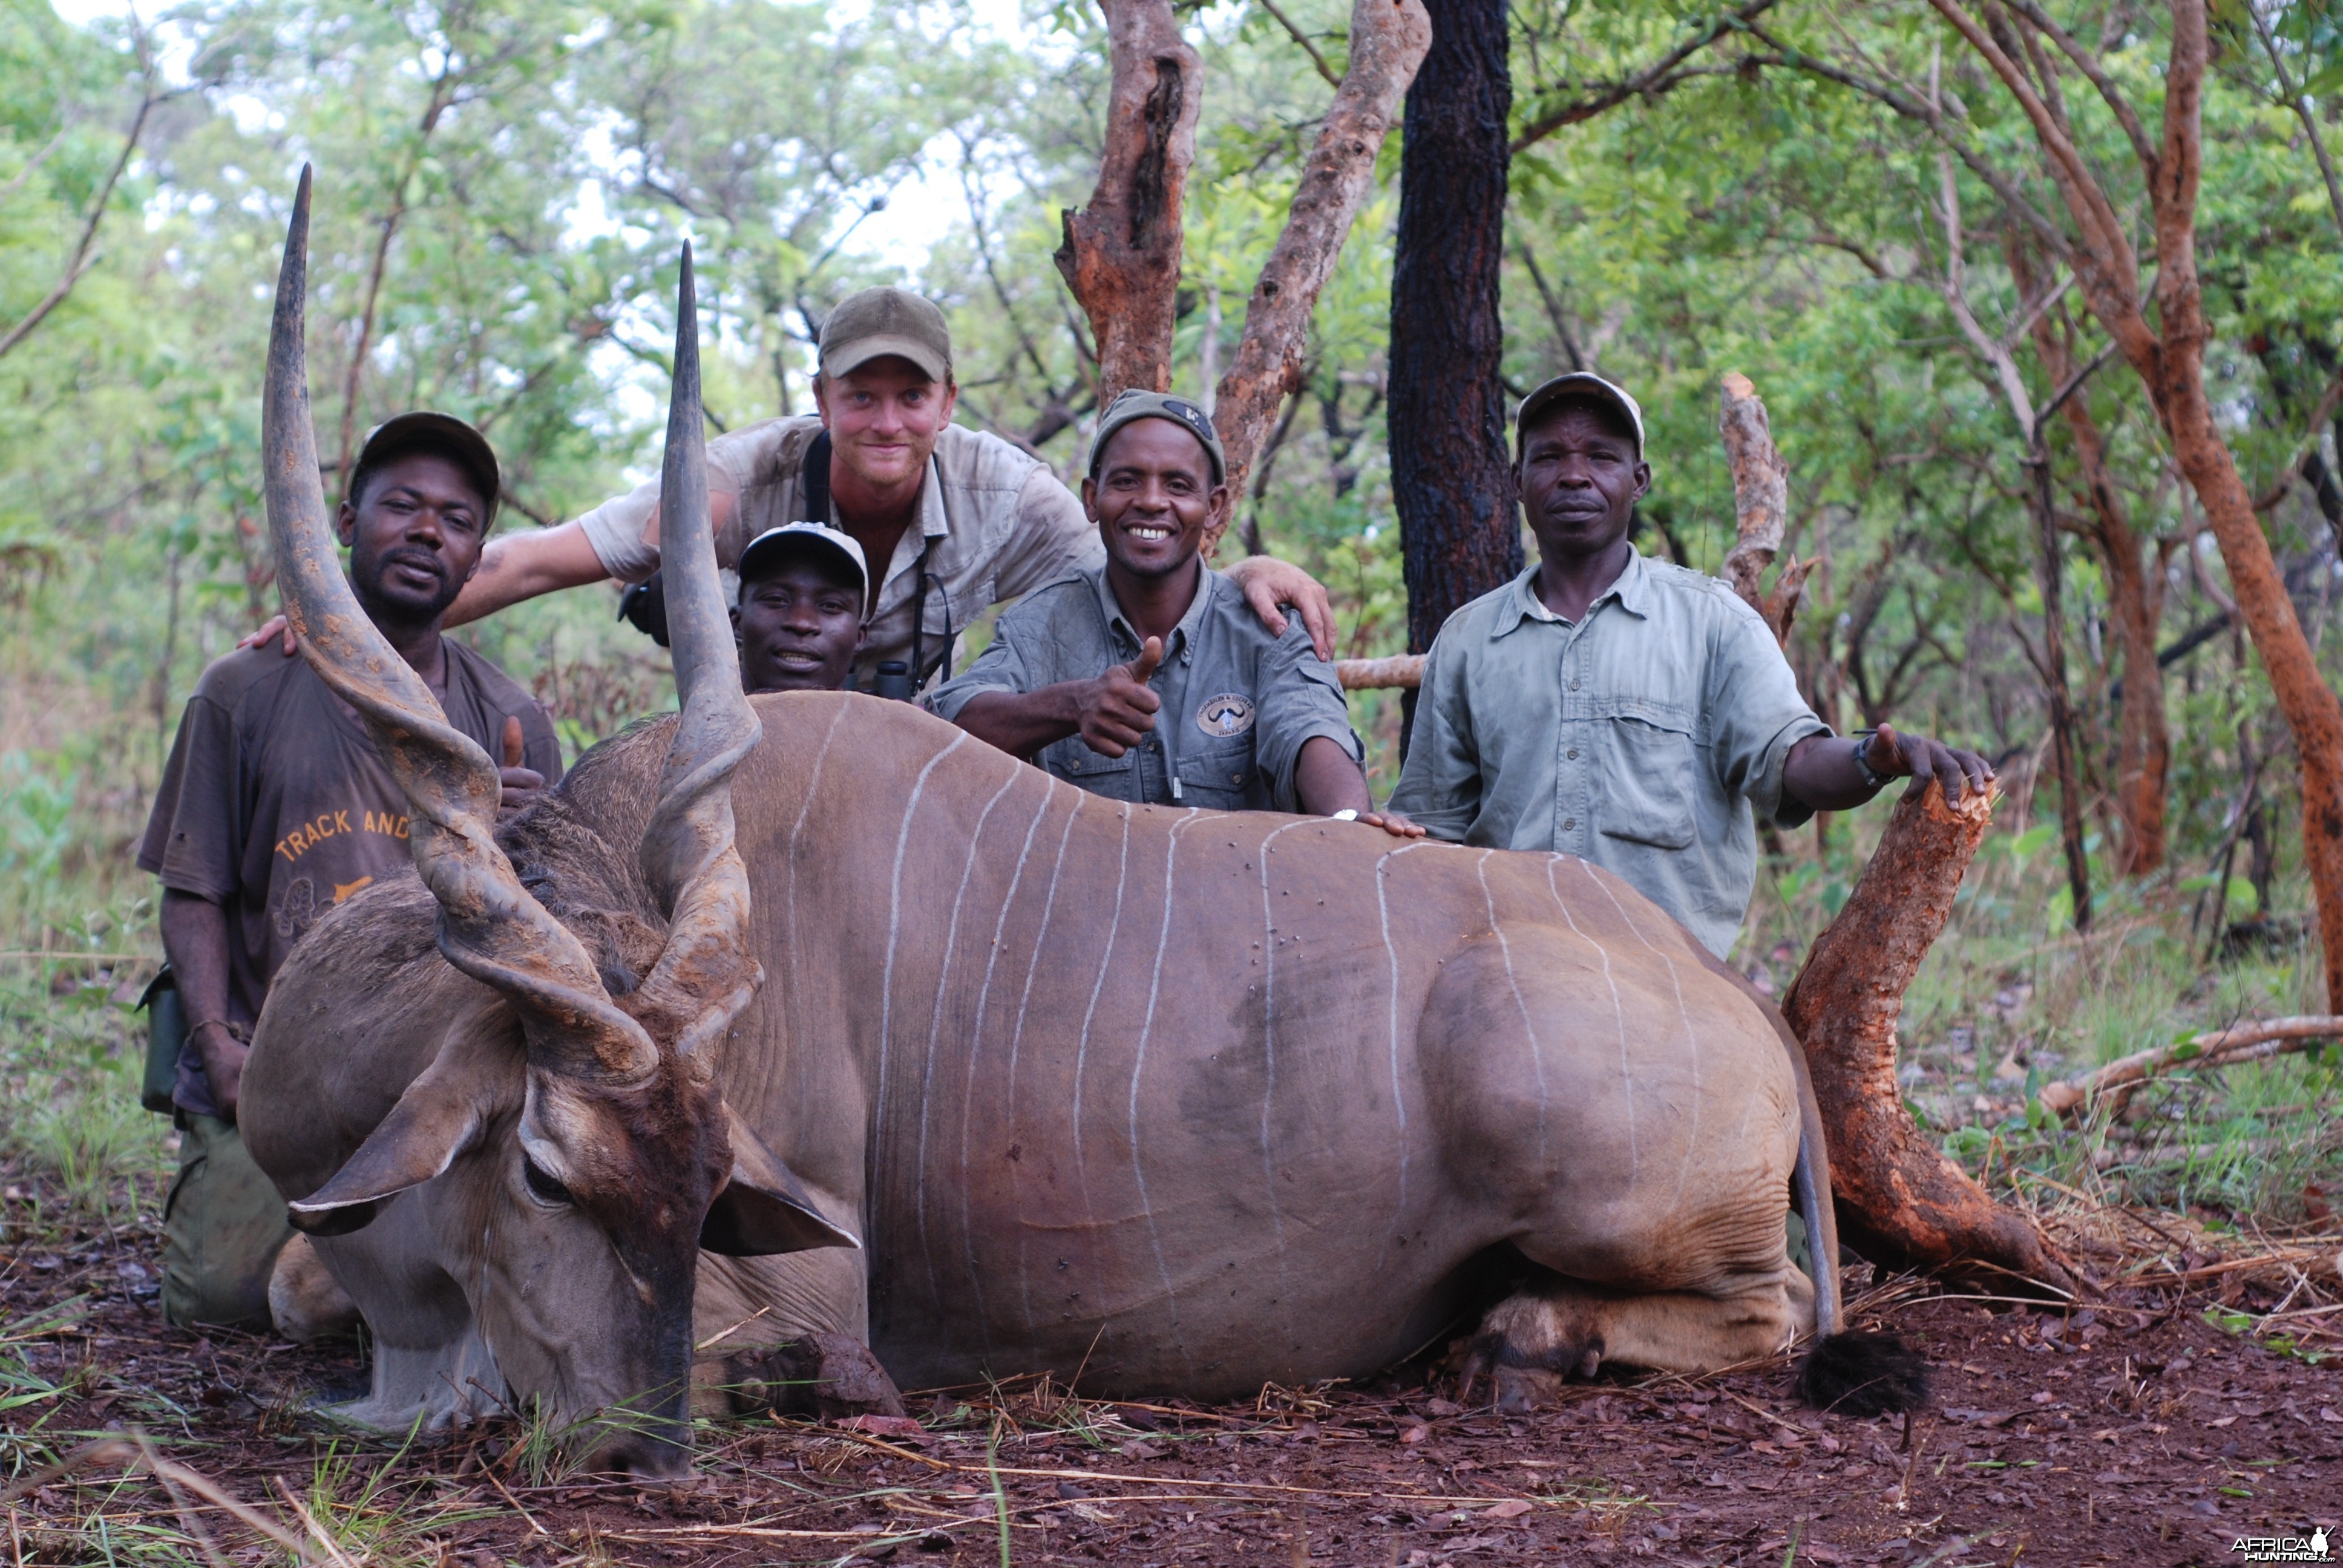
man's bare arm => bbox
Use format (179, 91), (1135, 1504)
(1783, 722), (1994, 813)
(956, 641), (1164, 759)
(159, 889), (246, 1119)
(1293, 736), (1423, 837)
(1223, 555), (1335, 661)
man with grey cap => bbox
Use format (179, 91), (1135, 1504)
(254, 287), (1343, 689)
(139, 411), (560, 1328)
(733, 523), (868, 695)
(1389, 372), (1993, 959)
(929, 390), (1418, 834)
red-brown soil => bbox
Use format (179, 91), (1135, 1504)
(5, 1195), (2338, 1567)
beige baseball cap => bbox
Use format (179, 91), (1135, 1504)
(817, 287), (952, 382)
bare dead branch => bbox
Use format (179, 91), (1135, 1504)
(1510, 0), (1777, 154)
(1254, 0), (1342, 88)
(0, 88), (158, 362)
(1206, 0), (1430, 553)
(2037, 1015), (2343, 1120)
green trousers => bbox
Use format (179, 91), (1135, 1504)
(162, 1112), (292, 1331)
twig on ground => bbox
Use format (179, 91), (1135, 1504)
(2037, 1014), (2343, 1119)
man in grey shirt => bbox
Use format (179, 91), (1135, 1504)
(931, 391), (1417, 834)
(1390, 373), (1991, 958)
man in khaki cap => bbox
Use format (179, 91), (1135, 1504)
(257, 287), (1339, 688)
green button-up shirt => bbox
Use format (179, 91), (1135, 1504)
(928, 560), (1362, 811)
(1388, 550), (1829, 958)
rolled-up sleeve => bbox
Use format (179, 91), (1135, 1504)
(1251, 626), (1363, 812)
(925, 609), (1040, 724)
(1706, 598), (1830, 828)
(1386, 633), (1482, 840)
(137, 694), (242, 901)
(992, 469), (1103, 600)
(573, 423), (782, 584)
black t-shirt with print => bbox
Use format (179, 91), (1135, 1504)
(137, 639), (562, 1116)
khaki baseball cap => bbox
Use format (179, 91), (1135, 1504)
(1087, 389), (1227, 485)
(818, 287), (952, 382)
(1516, 372), (1646, 458)
(736, 523), (869, 605)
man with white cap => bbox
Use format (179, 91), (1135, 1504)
(254, 287), (1342, 689)
(1389, 372), (1994, 959)
(732, 522), (869, 695)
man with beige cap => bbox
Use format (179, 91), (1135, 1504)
(255, 287), (1339, 690)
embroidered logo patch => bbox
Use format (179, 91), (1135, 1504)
(1196, 693), (1256, 738)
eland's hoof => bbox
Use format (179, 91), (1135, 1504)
(724, 1332), (905, 1421)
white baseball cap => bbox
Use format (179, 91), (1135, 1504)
(1515, 372), (1646, 458)
(736, 523), (868, 605)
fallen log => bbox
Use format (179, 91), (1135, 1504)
(2037, 1014), (2343, 1120)
(1781, 780), (2077, 1296)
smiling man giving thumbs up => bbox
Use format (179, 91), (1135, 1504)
(931, 391), (1416, 835)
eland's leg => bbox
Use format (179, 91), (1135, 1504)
(1421, 924), (1814, 1410)
(1461, 1269), (1815, 1410)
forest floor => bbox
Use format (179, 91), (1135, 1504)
(4, 1173), (2338, 1568)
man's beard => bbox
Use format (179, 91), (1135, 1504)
(351, 543), (464, 629)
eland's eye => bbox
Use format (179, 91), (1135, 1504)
(522, 1154), (572, 1205)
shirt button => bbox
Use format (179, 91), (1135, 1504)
(1568, 678), (1581, 690)
(1566, 748), (1578, 760)
(1563, 817), (1577, 831)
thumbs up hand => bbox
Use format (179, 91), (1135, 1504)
(497, 714), (546, 818)
(1076, 636), (1165, 757)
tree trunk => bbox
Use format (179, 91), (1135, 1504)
(1054, 0), (1203, 402)
(1205, 0), (1431, 555)
(1782, 782), (2076, 1295)
(1927, 0), (2343, 1006)
(1389, 0), (1519, 662)
(2026, 449), (2094, 931)
(2059, 397), (2168, 875)
(1716, 373), (1815, 647)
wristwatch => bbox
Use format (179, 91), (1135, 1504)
(1849, 730), (1890, 790)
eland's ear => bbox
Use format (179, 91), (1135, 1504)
(287, 1054), (490, 1236)
(701, 1106), (860, 1256)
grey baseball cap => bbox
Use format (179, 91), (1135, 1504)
(1087, 388), (1227, 485)
(818, 287), (952, 382)
(1516, 372), (1647, 458)
(736, 523), (869, 605)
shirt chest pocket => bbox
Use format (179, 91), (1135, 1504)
(1176, 734), (1257, 808)
(1594, 712), (1699, 851)
(1043, 734), (1136, 786)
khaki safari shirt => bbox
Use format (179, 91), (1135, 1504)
(137, 641), (560, 1116)
(575, 415), (1097, 688)
(1389, 550), (1829, 958)
(926, 561), (1363, 812)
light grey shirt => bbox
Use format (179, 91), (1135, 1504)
(1389, 549), (1830, 957)
(928, 561), (1363, 812)
(575, 416), (1099, 688)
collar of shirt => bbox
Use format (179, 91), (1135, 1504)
(1491, 546), (1654, 636)
(853, 452), (953, 624)
(1089, 557), (1217, 665)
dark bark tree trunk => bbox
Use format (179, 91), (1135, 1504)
(1389, 0), (1519, 668)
